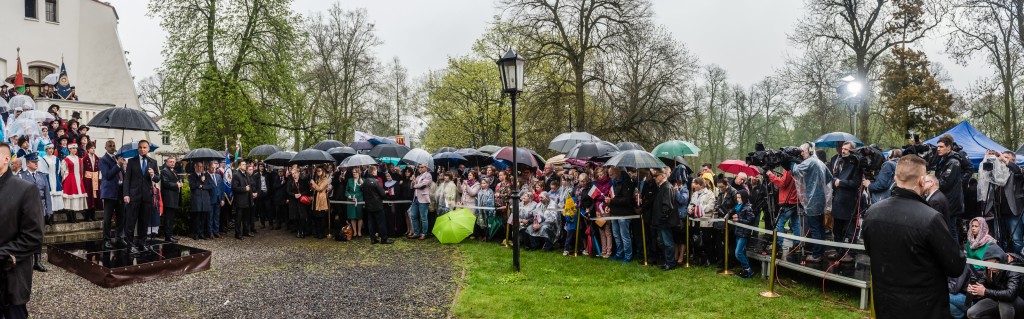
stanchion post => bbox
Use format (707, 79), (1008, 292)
(719, 220), (734, 275)
(641, 214), (648, 266)
(760, 229), (781, 298)
(684, 217), (691, 268)
(573, 212), (581, 257)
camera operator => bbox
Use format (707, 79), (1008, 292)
(936, 134), (965, 227)
(767, 166), (799, 254)
(792, 142), (833, 263)
(831, 141), (863, 263)
(0, 142), (44, 319)
(864, 149), (901, 203)
(965, 245), (1024, 319)
(979, 150), (1024, 253)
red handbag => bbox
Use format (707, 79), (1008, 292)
(300, 195), (312, 205)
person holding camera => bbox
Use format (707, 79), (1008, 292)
(864, 149), (901, 204)
(792, 142), (832, 263)
(979, 150), (1024, 253)
(0, 142), (44, 319)
(831, 141), (864, 263)
(965, 244), (1024, 319)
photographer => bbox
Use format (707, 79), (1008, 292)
(979, 150), (1024, 253)
(966, 245), (1024, 319)
(0, 142), (44, 319)
(767, 167), (799, 253)
(831, 141), (863, 263)
(792, 142), (832, 263)
(864, 149), (900, 203)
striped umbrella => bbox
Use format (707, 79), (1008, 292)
(603, 150), (666, 169)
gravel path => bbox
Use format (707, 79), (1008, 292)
(28, 231), (460, 318)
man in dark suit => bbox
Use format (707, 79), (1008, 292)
(208, 161), (225, 238)
(271, 166), (288, 230)
(99, 140), (125, 249)
(122, 140), (160, 254)
(17, 152), (50, 272)
(0, 142), (44, 319)
(924, 174), (953, 240)
(232, 161), (254, 239)
(160, 157), (181, 243)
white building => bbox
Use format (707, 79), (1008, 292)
(1, 0), (183, 156)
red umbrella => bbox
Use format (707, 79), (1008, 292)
(717, 160), (760, 177)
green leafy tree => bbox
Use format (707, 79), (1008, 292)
(421, 57), (511, 150)
(880, 47), (957, 138)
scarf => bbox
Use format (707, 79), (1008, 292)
(735, 203), (744, 213)
(968, 216), (997, 250)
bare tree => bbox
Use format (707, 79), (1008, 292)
(137, 73), (169, 117)
(948, 0), (1024, 147)
(792, 0), (946, 141)
(500, 0), (651, 131)
(781, 40), (845, 141)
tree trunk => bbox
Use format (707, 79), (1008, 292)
(574, 65), (586, 132)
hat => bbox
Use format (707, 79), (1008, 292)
(23, 152), (39, 162)
(983, 244), (1007, 263)
(14, 107), (23, 112)
(0, 84), (7, 88)
(44, 143), (53, 150)
(70, 86), (76, 89)
(79, 125), (89, 131)
(71, 111), (81, 119)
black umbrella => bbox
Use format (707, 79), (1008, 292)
(182, 148), (224, 162)
(87, 106), (161, 132)
(477, 145), (501, 155)
(549, 131), (601, 153)
(265, 151), (296, 166)
(456, 148), (494, 167)
(435, 147), (458, 154)
(616, 142), (646, 152)
(248, 144), (281, 157)
(289, 149), (334, 166)
(659, 155), (689, 168)
(351, 140), (374, 151)
(433, 152), (467, 168)
(603, 150), (666, 169)
(567, 141), (620, 160)
(313, 140), (346, 151)
(340, 154), (378, 167)
(1016, 144), (1024, 156)
(368, 144), (410, 159)
(327, 146), (358, 162)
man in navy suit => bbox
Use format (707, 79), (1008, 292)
(99, 140), (125, 250)
(18, 152), (50, 272)
(208, 161), (225, 238)
(122, 140), (160, 254)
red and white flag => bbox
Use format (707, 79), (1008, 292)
(588, 186), (601, 199)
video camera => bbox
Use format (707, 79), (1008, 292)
(745, 142), (802, 171)
(851, 144), (886, 180)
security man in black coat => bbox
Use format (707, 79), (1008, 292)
(863, 155), (964, 319)
(362, 165), (390, 244)
(159, 157), (182, 243)
(231, 161), (254, 239)
(0, 142), (44, 319)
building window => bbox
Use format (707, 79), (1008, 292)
(161, 131), (171, 146)
(45, 0), (57, 22)
(28, 65), (55, 86)
(25, 0), (37, 19)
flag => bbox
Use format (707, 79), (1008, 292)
(55, 58), (72, 99)
(222, 148), (233, 199)
(354, 130), (376, 143)
(14, 49), (24, 94)
(588, 186), (601, 199)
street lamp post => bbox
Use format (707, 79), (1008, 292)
(327, 130), (336, 141)
(497, 48), (525, 272)
(836, 75), (864, 135)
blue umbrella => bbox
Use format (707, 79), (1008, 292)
(814, 132), (864, 148)
(117, 141), (159, 159)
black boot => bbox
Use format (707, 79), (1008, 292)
(33, 254), (47, 272)
(67, 211), (78, 223)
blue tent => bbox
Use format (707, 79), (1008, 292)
(924, 121), (1023, 170)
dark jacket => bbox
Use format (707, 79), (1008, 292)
(231, 171), (253, 209)
(98, 153), (122, 200)
(123, 155), (160, 203)
(160, 167), (181, 209)
(608, 175), (636, 216)
(639, 178), (657, 221)
(936, 152), (964, 216)
(727, 204), (756, 238)
(868, 159), (897, 202)
(978, 253), (1024, 302)
(209, 171), (225, 206)
(361, 175), (386, 212)
(716, 186), (738, 217)
(831, 155), (863, 220)
(863, 187), (966, 319)
(271, 171), (288, 207)
(189, 173), (214, 213)
(925, 190), (951, 225)
(651, 181), (678, 229)
(0, 170), (44, 306)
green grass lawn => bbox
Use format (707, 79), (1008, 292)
(453, 241), (868, 319)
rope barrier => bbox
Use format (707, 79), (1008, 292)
(590, 215), (641, 221)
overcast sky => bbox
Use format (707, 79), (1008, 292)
(110, 0), (988, 90)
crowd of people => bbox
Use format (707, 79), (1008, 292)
(4, 120), (1024, 318)
(1, 83), (80, 102)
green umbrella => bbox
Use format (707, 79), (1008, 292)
(433, 208), (476, 244)
(652, 140), (701, 158)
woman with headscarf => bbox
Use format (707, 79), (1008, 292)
(966, 216), (998, 269)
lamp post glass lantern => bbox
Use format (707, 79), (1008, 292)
(497, 48), (525, 271)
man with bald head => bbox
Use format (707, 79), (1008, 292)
(922, 174), (953, 240)
(863, 155), (965, 319)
